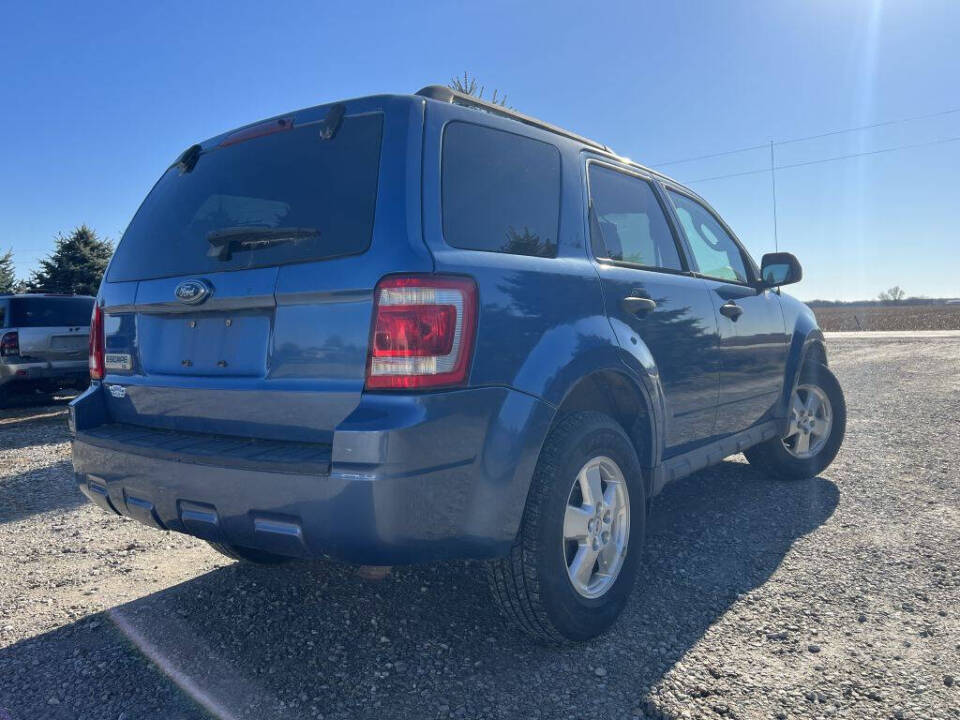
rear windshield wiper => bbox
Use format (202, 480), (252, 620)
(205, 227), (320, 260)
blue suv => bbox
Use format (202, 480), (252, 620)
(70, 86), (845, 641)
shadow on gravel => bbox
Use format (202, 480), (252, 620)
(0, 460), (839, 720)
(0, 460), (85, 525)
(0, 396), (73, 452)
(0, 407), (68, 426)
(0, 392), (77, 413)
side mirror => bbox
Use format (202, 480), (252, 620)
(759, 252), (802, 288)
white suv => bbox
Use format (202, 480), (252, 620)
(0, 294), (93, 404)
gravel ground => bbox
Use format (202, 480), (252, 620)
(1, 337), (957, 720)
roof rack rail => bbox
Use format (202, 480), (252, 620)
(416, 85), (612, 153)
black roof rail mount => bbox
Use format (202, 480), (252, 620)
(416, 85), (612, 153)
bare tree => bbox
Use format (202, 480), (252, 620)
(448, 72), (509, 107)
(878, 285), (906, 303)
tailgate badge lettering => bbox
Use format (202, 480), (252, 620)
(175, 279), (212, 305)
(108, 384), (127, 399)
(104, 353), (133, 371)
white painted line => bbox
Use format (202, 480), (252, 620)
(825, 330), (960, 339)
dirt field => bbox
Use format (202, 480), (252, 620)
(812, 304), (960, 332)
(1, 336), (958, 720)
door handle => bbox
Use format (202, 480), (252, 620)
(621, 296), (657, 315)
(719, 300), (743, 321)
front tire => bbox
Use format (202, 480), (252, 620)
(487, 411), (646, 643)
(745, 362), (846, 480)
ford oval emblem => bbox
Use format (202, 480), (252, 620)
(175, 279), (212, 305)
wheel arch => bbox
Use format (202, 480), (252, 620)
(779, 320), (828, 423)
(547, 366), (662, 500)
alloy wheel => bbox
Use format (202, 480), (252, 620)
(562, 456), (630, 599)
(782, 383), (833, 459)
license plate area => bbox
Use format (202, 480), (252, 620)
(51, 335), (87, 352)
(138, 312), (270, 377)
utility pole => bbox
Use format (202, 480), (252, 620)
(770, 140), (779, 253)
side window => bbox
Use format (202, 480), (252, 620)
(587, 165), (683, 271)
(667, 190), (749, 283)
(442, 122), (560, 258)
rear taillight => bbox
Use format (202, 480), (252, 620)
(0, 331), (19, 357)
(89, 304), (105, 380)
(366, 276), (477, 390)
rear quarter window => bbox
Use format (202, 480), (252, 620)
(9, 297), (94, 327)
(442, 122), (561, 258)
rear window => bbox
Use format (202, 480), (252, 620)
(9, 297), (94, 327)
(108, 112), (384, 282)
(442, 122), (560, 258)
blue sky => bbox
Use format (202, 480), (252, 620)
(1, 0), (957, 301)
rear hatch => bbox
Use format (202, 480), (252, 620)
(99, 96), (431, 443)
(10, 296), (92, 362)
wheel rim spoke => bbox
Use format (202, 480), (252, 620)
(602, 481), (618, 510)
(570, 544), (599, 587)
(811, 418), (829, 437)
(790, 393), (805, 418)
(581, 464), (603, 507)
(786, 394), (803, 437)
(563, 505), (592, 541)
(793, 428), (811, 455)
(597, 539), (619, 571)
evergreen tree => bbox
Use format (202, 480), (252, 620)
(27, 225), (113, 295)
(0, 248), (15, 294)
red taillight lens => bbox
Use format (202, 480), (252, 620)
(0, 331), (19, 357)
(89, 304), (105, 380)
(373, 305), (457, 357)
(366, 276), (477, 390)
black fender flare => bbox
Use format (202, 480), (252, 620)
(778, 324), (827, 429)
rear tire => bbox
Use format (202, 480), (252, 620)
(745, 362), (846, 481)
(487, 411), (646, 643)
(206, 541), (292, 565)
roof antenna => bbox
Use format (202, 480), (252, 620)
(319, 103), (345, 140)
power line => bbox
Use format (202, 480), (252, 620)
(681, 134), (960, 185)
(650, 106), (960, 168)
(650, 141), (770, 168)
(775, 106), (960, 148)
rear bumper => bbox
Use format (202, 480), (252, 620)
(0, 358), (88, 390)
(70, 384), (555, 564)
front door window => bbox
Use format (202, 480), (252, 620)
(667, 190), (749, 283)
